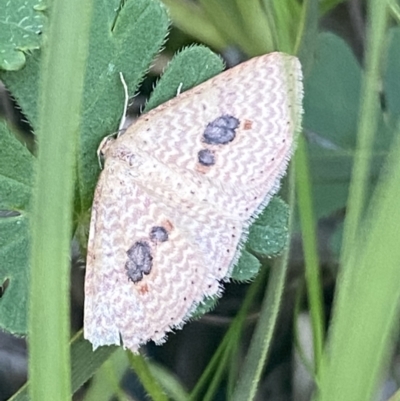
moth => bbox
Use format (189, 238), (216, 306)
(84, 52), (303, 352)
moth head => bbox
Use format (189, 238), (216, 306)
(98, 136), (116, 157)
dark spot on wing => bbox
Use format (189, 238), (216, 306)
(198, 149), (215, 166)
(203, 115), (240, 145)
(125, 241), (153, 283)
(150, 226), (169, 243)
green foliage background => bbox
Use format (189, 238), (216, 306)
(1, 0), (400, 400)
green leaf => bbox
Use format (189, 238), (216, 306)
(0, 0), (45, 71)
(0, 120), (34, 334)
(230, 250), (261, 282)
(304, 32), (393, 219)
(189, 295), (219, 320)
(226, 198), (287, 290)
(304, 33), (362, 149)
(75, 0), (170, 214)
(0, 0), (170, 216)
(247, 196), (290, 257)
(145, 45), (224, 112)
(0, 51), (41, 127)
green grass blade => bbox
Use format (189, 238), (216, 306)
(9, 332), (118, 401)
(28, 0), (93, 399)
(295, 135), (325, 375)
(189, 273), (264, 400)
(127, 353), (169, 401)
(83, 348), (129, 401)
(315, 125), (400, 401)
(148, 362), (190, 401)
(316, 1), (396, 400)
(388, 0), (400, 22)
(339, 0), (388, 273)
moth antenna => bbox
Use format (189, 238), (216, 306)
(118, 72), (129, 134)
(96, 134), (116, 170)
(176, 82), (183, 96)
